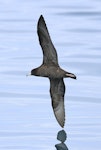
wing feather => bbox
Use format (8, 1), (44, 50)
(37, 15), (58, 66)
(49, 78), (65, 127)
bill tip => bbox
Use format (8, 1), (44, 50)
(26, 72), (31, 77)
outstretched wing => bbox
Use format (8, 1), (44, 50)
(37, 15), (58, 66)
(49, 78), (65, 127)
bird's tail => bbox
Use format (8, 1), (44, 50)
(65, 72), (76, 79)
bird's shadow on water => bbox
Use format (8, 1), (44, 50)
(55, 130), (69, 150)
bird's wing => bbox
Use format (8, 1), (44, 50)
(37, 15), (59, 66)
(49, 78), (65, 127)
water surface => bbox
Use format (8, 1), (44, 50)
(0, 0), (101, 150)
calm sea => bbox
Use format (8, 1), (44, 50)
(0, 0), (101, 150)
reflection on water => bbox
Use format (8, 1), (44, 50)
(55, 130), (68, 150)
(57, 130), (67, 142)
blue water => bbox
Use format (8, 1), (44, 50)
(0, 0), (101, 150)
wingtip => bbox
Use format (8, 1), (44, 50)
(40, 14), (43, 18)
(53, 100), (65, 128)
(59, 120), (65, 128)
(56, 112), (65, 128)
(39, 15), (44, 21)
(38, 15), (46, 29)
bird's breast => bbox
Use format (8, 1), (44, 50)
(38, 66), (65, 78)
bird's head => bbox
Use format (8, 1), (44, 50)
(31, 68), (38, 76)
(26, 68), (38, 76)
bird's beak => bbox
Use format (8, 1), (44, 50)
(26, 72), (31, 77)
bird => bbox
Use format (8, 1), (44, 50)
(30, 15), (76, 128)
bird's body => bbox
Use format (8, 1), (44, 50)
(30, 15), (76, 127)
(31, 64), (75, 78)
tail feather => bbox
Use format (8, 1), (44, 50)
(66, 72), (76, 79)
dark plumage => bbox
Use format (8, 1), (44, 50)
(30, 15), (76, 127)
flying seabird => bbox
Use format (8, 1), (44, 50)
(30, 15), (76, 127)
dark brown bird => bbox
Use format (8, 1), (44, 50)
(30, 15), (76, 127)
